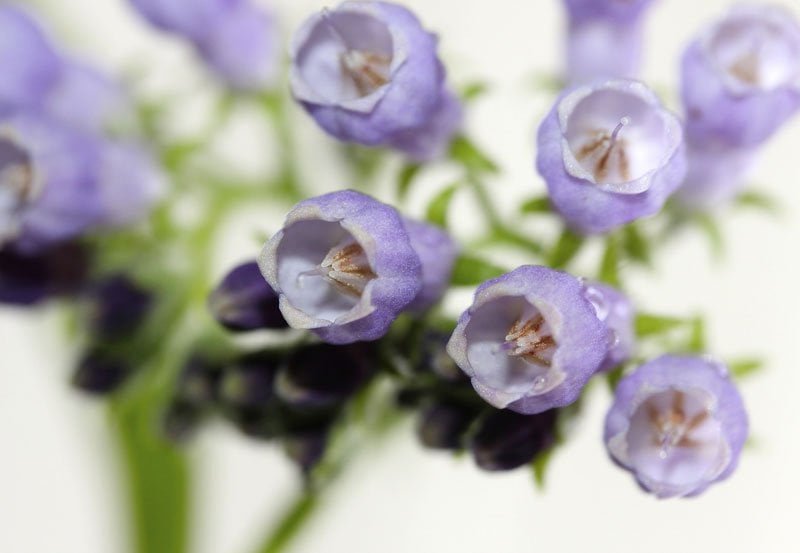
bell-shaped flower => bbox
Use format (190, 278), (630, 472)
(402, 218), (458, 312)
(583, 281), (635, 372)
(447, 265), (609, 414)
(536, 80), (686, 234)
(290, 2), (461, 159)
(562, 0), (657, 85)
(604, 355), (748, 498)
(258, 190), (422, 344)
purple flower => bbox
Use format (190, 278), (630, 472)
(681, 4), (800, 148)
(536, 80), (686, 234)
(208, 260), (287, 332)
(290, 2), (461, 159)
(85, 274), (153, 341)
(402, 218), (458, 312)
(583, 281), (635, 372)
(0, 240), (89, 305)
(604, 355), (748, 498)
(0, 113), (104, 252)
(674, 140), (757, 209)
(562, 0), (657, 85)
(0, 6), (62, 113)
(128, 0), (278, 91)
(446, 265), (609, 414)
(258, 190), (422, 344)
(470, 408), (558, 471)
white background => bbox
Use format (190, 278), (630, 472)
(2, 0), (799, 552)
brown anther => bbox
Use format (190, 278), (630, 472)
(647, 391), (709, 449)
(575, 129), (631, 183)
(503, 315), (557, 367)
(341, 51), (391, 96)
(321, 242), (376, 298)
(729, 52), (760, 84)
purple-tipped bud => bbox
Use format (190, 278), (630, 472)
(471, 409), (558, 472)
(290, 2), (461, 159)
(0, 6), (62, 113)
(583, 281), (635, 372)
(128, 0), (278, 91)
(259, 190), (422, 344)
(536, 80), (686, 234)
(0, 113), (104, 252)
(416, 400), (477, 451)
(447, 266), (609, 414)
(681, 4), (800, 148)
(275, 343), (373, 408)
(402, 218), (458, 312)
(0, 240), (89, 305)
(209, 261), (287, 332)
(72, 349), (134, 396)
(604, 355), (748, 498)
(85, 275), (153, 341)
(562, 0), (657, 85)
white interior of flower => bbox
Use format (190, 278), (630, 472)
(464, 295), (564, 397)
(709, 13), (800, 92)
(276, 219), (376, 323)
(563, 89), (672, 189)
(625, 389), (729, 494)
(296, 9), (394, 103)
(0, 136), (36, 241)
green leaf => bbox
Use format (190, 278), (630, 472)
(598, 234), (621, 287)
(548, 228), (585, 269)
(449, 135), (499, 175)
(460, 81), (490, 102)
(728, 357), (766, 379)
(621, 224), (651, 267)
(634, 313), (687, 337)
(531, 446), (556, 491)
(520, 195), (552, 215)
(735, 190), (781, 215)
(451, 254), (506, 286)
(605, 365), (625, 392)
(425, 183), (460, 228)
(397, 163), (421, 201)
(694, 214), (724, 259)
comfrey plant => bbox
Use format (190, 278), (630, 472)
(0, 1), (793, 552)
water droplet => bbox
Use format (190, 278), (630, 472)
(532, 375), (548, 392)
(608, 329), (620, 349)
(658, 448), (669, 460)
(701, 354), (729, 378)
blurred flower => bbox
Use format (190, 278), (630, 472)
(274, 343), (374, 408)
(536, 80), (686, 234)
(677, 4), (800, 208)
(209, 260), (287, 332)
(290, 2), (461, 160)
(471, 408), (558, 471)
(259, 190), (421, 344)
(128, 0), (278, 91)
(0, 240), (89, 305)
(417, 330), (468, 383)
(72, 349), (135, 396)
(284, 429), (330, 474)
(85, 274), (153, 341)
(582, 281), (635, 373)
(163, 356), (222, 442)
(604, 355), (748, 498)
(447, 265), (608, 414)
(416, 400), (477, 451)
(218, 352), (280, 409)
(0, 113), (104, 251)
(562, 0), (657, 85)
(0, 5), (62, 113)
(402, 218), (458, 312)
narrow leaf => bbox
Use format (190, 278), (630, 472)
(687, 316), (706, 352)
(605, 366), (625, 392)
(728, 358), (766, 379)
(397, 163), (421, 201)
(451, 254), (506, 286)
(531, 446), (556, 491)
(735, 190), (781, 215)
(425, 184), (460, 228)
(449, 135), (499, 175)
(548, 228), (585, 269)
(460, 81), (490, 102)
(521, 196), (552, 215)
(621, 224), (651, 267)
(598, 235), (621, 287)
(694, 214), (724, 259)
(634, 313), (686, 337)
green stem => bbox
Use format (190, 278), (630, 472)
(252, 491), (320, 553)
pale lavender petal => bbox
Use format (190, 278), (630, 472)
(402, 217), (458, 312)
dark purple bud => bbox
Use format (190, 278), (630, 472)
(72, 349), (134, 396)
(416, 401), (477, 451)
(0, 240), (90, 305)
(284, 429), (329, 474)
(470, 409), (558, 472)
(86, 275), (152, 341)
(275, 343), (374, 408)
(218, 352), (280, 409)
(174, 355), (222, 406)
(208, 261), (287, 332)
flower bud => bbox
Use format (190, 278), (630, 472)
(209, 261), (287, 332)
(218, 352), (280, 409)
(72, 349), (134, 396)
(259, 190), (422, 344)
(471, 408), (558, 471)
(284, 429), (329, 474)
(604, 355), (748, 498)
(447, 266), (608, 414)
(416, 400), (478, 451)
(85, 274), (153, 341)
(536, 80), (686, 234)
(0, 240), (89, 305)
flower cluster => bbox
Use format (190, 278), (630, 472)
(0, 5), (162, 303)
